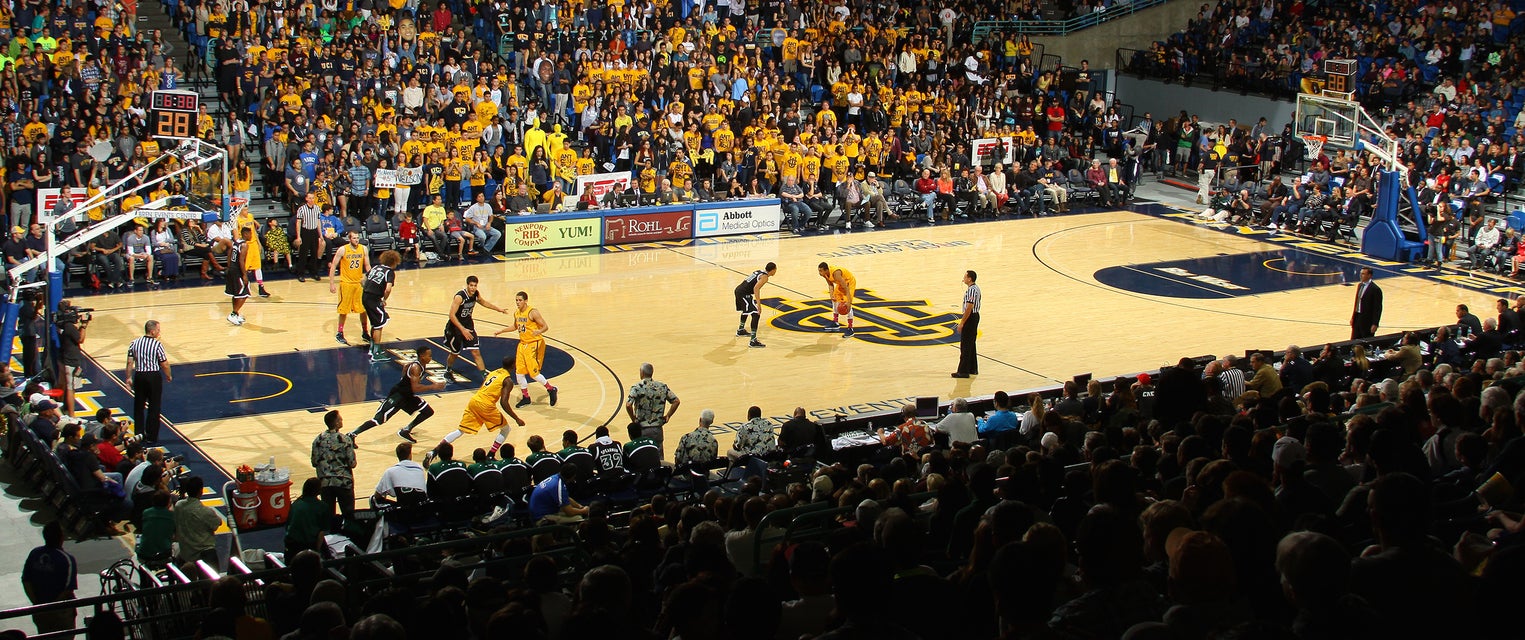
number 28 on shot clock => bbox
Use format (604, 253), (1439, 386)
(151, 90), (200, 140)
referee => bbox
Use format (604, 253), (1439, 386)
(952, 270), (980, 378)
(293, 193), (323, 282)
(126, 321), (172, 443)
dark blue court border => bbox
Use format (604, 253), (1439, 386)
(1134, 204), (1525, 298)
(165, 336), (575, 423)
(1094, 250), (1361, 299)
(84, 301), (627, 430)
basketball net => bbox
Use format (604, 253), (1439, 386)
(1301, 134), (1327, 161)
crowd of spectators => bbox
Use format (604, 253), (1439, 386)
(11, 0), (1525, 633)
(0, 0), (1175, 269)
(1120, 0), (1525, 258)
(1128, 0), (1525, 107)
(25, 324), (1518, 640)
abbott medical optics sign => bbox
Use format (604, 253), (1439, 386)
(694, 201), (783, 238)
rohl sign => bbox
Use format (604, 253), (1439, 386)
(604, 210), (693, 244)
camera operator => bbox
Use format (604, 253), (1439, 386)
(54, 300), (89, 414)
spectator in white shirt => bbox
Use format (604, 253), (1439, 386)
(1433, 77), (1456, 102)
(933, 397), (979, 446)
(972, 166), (999, 213)
(988, 164), (1008, 211)
(964, 53), (987, 84)
(124, 223), (155, 285)
(462, 193), (502, 253)
(373, 442), (427, 506)
(205, 219), (233, 255)
(1473, 218), (1502, 269)
(846, 89), (864, 124)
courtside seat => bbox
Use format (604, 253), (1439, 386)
(472, 467), (507, 509)
(560, 450), (598, 479)
(364, 214), (394, 253)
(426, 466), (474, 523)
(624, 444), (662, 473)
(529, 456), (561, 483)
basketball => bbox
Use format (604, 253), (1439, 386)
(836, 301), (849, 316)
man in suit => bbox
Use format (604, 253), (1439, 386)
(1245, 352), (1283, 398)
(1455, 304), (1483, 338)
(1351, 268), (1383, 339)
(1465, 318), (1505, 362)
(1280, 345), (1315, 393)
(1495, 298), (1521, 342)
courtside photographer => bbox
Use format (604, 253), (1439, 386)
(53, 299), (91, 416)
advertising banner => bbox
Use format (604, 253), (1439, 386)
(501, 215), (603, 253)
(693, 200), (783, 238)
(603, 208), (692, 244)
(574, 171), (632, 198)
(970, 137), (1016, 166)
(36, 188), (88, 223)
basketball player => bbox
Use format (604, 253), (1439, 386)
(350, 346), (445, 442)
(817, 262), (857, 337)
(362, 251), (402, 363)
(328, 231), (371, 345)
(734, 262), (776, 348)
(422, 354), (526, 466)
(494, 291), (558, 408)
(442, 275), (510, 381)
(235, 206), (270, 297)
(225, 227), (253, 325)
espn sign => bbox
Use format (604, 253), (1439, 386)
(501, 215), (602, 254)
(970, 137), (1017, 167)
(573, 171), (633, 198)
(693, 201), (783, 238)
(604, 209), (692, 244)
(36, 188), (88, 223)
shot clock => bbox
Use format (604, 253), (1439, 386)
(150, 90), (200, 139)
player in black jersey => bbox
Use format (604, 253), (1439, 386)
(349, 346), (446, 442)
(734, 262), (776, 348)
(442, 275), (510, 382)
(225, 227), (254, 326)
(362, 250), (402, 362)
(588, 425), (626, 475)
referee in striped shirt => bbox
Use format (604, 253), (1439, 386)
(126, 321), (172, 443)
(294, 193), (323, 282)
(953, 270), (981, 378)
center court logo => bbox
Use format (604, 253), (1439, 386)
(762, 290), (962, 347)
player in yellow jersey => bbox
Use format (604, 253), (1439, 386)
(420, 355), (527, 465)
(496, 291), (559, 408)
(818, 262), (858, 337)
(235, 207), (270, 297)
(327, 231), (371, 345)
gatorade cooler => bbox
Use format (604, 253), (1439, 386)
(255, 469), (292, 526)
(231, 490), (261, 530)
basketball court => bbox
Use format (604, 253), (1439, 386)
(66, 205), (1492, 494)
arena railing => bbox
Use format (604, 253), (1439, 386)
(972, 0), (1169, 39)
(1115, 46), (1314, 103)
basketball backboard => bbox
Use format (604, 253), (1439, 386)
(1294, 91), (1402, 172)
(1294, 93), (1361, 150)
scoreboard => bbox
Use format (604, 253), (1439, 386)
(150, 90), (200, 140)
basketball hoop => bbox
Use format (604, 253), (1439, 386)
(1301, 134), (1327, 161)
